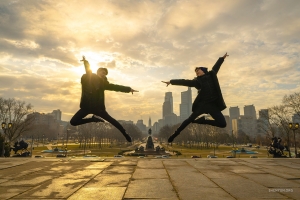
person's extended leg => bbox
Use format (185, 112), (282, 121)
(168, 111), (201, 143)
(97, 110), (132, 142)
(193, 111), (226, 128)
(70, 109), (104, 126)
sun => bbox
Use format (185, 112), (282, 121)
(74, 51), (114, 74)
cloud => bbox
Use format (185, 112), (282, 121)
(0, 0), (300, 123)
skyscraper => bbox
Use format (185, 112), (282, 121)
(162, 92), (178, 126)
(180, 87), (192, 122)
(51, 109), (62, 121)
(229, 106), (240, 119)
(148, 117), (152, 128)
(258, 109), (269, 135)
(163, 92), (173, 118)
(244, 105), (256, 119)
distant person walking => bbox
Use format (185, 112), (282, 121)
(70, 56), (138, 142)
(162, 53), (229, 143)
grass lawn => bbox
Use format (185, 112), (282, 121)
(160, 143), (271, 158)
(24, 142), (275, 158)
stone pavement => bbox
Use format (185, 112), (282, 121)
(0, 157), (300, 200)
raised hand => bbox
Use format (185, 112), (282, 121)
(223, 52), (229, 59)
(161, 81), (170, 87)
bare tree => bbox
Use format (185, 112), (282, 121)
(283, 92), (300, 117)
(268, 105), (292, 157)
(0, 97), (34, 143)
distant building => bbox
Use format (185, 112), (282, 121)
(118, 120), (134, 125)
(136, 119), (147, 133)
(180, 87), (192, 122)
(162, 92), (178, 126)
(229, 106), (240, 132)
(224, 115), (231, 134)
(258, 109), (269, 135)
(229, 106), (240, 120)
(148, 117), (152, 128)
(164, 113), (178, 126)
(292, 113), (300, 123)
(244, 105), (256, 119)
(50, 109), (62, 121)
(232, 116), (257, 138)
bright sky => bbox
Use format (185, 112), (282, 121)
(0, 0), (300, 124)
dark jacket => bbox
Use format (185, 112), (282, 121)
(80, 73), (131, 111)
(170, 57), (226, 112)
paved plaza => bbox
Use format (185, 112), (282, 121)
(0, 157), (300, 200)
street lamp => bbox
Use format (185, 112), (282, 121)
(66, 129), (70, 157)
(289, 123), (299, 158)
(1, 121), (13, 157)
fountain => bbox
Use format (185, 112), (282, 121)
(130, 128), (169, 156)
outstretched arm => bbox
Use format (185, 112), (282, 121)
(80, 56), (92, 74)
(212, 52), (229, 74)
(162, 79), (198, 87)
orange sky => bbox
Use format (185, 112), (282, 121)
(0, 0), (300, 124)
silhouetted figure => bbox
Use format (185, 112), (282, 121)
(70, 56), (138, 142)
(10, 140), (29, 155)
(162, 53), (229, 143)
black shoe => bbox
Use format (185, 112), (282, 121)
(123, 133), (132, 142)
(168, 132), (180, 143)
(92, 115), (104, 123)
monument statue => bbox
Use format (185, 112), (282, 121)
(146, 128), (154, 150)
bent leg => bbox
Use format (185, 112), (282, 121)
(168, 111), (202, 143)
(70, 109), (93, 126)
(97, 110), (132, 142)
(193, 111), (226, 128)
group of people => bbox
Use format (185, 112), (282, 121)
(71, 53), (229, 143)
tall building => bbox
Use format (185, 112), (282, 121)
(148, 117), (152, 128)
(232, 116), (257, 138)
(180, 87), (192, 122)
(244, 105), (256, 119)
(136, 119), (146, 133)
(292, 113), (300, 123)
(229, 106), (240, 131)
(224, 115), (231, 134)
(258, 109), (269, 135)
(229, 106), (240, 119)
(164, 92), (173, 114)
(163, 92), (173, 118)
(50, 109), (62, 121)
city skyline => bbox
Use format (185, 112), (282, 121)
(0, 1), (300, 124)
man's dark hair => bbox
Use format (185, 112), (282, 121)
(97, 67), (108, 75)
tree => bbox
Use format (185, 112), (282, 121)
(158, 125), (173, 142)
(268, 105), (292, 157)
(0, 97), (34, 143)
(283, 92), (300, 117)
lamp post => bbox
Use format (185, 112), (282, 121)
(1, 120), (13, 157)
(66, 129), (70, 157)
(289, 123), (299, 158)
(232, 130), (236, 158)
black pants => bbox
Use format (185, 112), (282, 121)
(175, 110), (226, 134)
(70, 109), (126, 134)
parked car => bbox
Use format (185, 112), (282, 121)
(114, 155), (124, 158)
(207, 155), (218, 158)
(56, 154), (66, 158)
(191, 155), (200, 158)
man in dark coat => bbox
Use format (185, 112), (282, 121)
(162, 52), (229, 143)
(70, 57), (138, 142)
